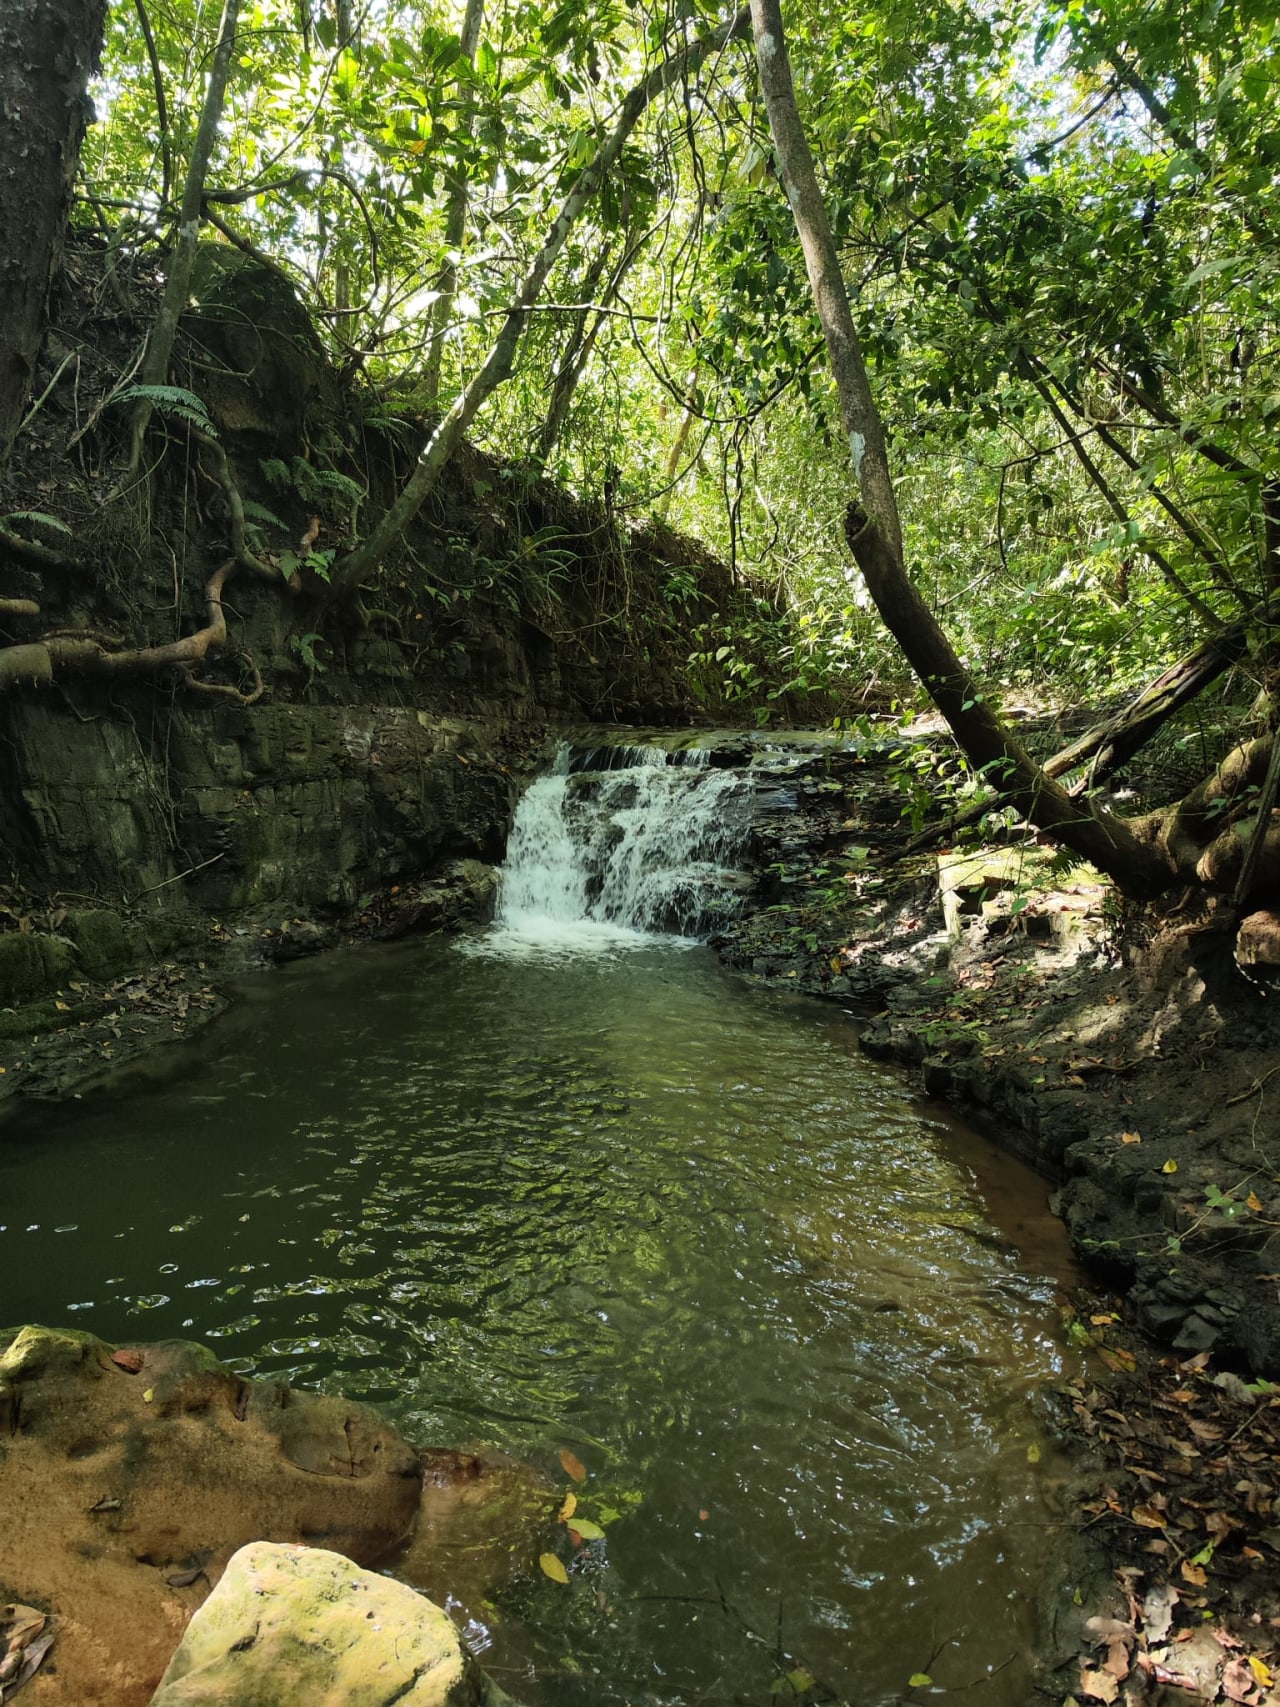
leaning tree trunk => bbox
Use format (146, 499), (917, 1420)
(748, 0), (1174, 899)
(330, 8), (751, 597)
(129, 0), (241, 465)
(0, 0), (107, 459)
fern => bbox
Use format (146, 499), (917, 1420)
(241, 499), (288, 531)
(290, 459), (364, 508)
(116, 384), (217, 436)
(1, 509), (73, 536)
(259, 457), (292, 489)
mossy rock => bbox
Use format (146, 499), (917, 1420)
(67, 908), (147, 980)
(0, 932), (74, 1007)
(186, 243), (338, 438)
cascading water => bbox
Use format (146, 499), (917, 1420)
(492, 741), (753, 947)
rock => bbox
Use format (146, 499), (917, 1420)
(0, 1326), (422, 1705)
(148, 1541), (513, 1706)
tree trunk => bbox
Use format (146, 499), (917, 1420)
(749, 0), (1174, 898)
(129, 0), (241, 464)
(330, 9), (750, 598)
(419, 0), (485, 406)
(0, 0), (106, 460)
(536, 234), (645, 464)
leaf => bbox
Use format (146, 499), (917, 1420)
(538, 1552), (569, 1584)
(1120, 1131), (1142, 1144)
(1132, 1504), (1167, 1529)
(1078, 1665), (1119, 1703)
(558, 1492), (577, 1523)
(1247, 1191), (1264, 1212)
(111, 1348), (143, 1373)
(908, 1674), (933, 1688)
(559, 1447), (587, 1482)
(569, 1518), (605, 1540)
(1180, 1560), (1207, 1586)
(1248, 1655), (1274, 1688)
(1162, 1159), (1179, 1174)
(142, 1387), (155, 1403)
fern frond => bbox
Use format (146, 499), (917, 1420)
(1, 509), (73, 536)
(116, 384), (217, 436)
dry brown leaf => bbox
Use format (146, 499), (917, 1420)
(110, 1348), (143, 1373)
(1132, 1504), (1168, 1529)
(1221, 1656), (1257, 1703)
(1180, 1560), (1207, 1587)
(1079, 1663), (1120, 1703)
(559, 1447), (587, 1483)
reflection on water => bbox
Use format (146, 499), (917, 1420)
(0, 937), (1075, 1705)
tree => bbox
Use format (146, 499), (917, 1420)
(0, 0), (107, 458)
(747, 0), (1174, 896)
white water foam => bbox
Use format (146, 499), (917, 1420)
(472, 742), (752, 958)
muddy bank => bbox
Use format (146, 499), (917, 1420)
(0, 1326), (544, 1705)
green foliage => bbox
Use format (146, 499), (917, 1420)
(115, 385), (217, 437)
(67, 0), (1280, 739)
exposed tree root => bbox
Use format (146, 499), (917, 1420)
(0, 557), (246, 696)
(1133, 734), (1279, 899)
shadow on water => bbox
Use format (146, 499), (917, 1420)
(0, 932), (1078, 1707)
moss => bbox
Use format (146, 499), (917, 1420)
(0, 1323), (109, 1379)
(68, 909), (146, 981)
(0, 933), (75, 1006)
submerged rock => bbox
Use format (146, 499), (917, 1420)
(148, 1541), (514, 1706)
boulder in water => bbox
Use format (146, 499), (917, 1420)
(148, 1541), (515, 1706)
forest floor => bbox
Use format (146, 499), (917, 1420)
(712, 744), (1280, 1706)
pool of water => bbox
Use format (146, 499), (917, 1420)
(0, 933), (1076, 1706)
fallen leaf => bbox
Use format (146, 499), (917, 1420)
(1142, 1583), (1180, 1643)
(569, 1518), (604, 1541)
(1162, 1159), (1179, 1174)
(557, 1493), (577, 1523)
(1248, 1654), (1274, 1688)
(1180, 1560), (1207, 1587)
(559, 1448), (587, 1483)
(1248, 1192), (1264, 1212)
(1221, 1656), (1256, 1702)
(1121, 1131), (1142, 1144)
(111, 1348), (143, 1373)
(1132, 1504), (1168, 1529)
(1079, 1663), (1120, 1702)
(539, 1553), (569, 1585)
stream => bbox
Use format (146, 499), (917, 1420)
(0, 743), (1079, 1706)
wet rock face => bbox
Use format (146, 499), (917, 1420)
(148, 1541), (512, 1707)
(0, 1326), (423, 1705)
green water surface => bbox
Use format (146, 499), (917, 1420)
(0, 935), (1075, 1706)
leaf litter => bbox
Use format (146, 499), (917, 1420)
(1065, 1293), (1280, 1704)
(0, 1604), (53, 1701)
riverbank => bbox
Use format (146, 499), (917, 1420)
(712, 740), (1280, 1706)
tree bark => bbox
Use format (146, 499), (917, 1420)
(0, 0), (107, 460)
(330, 9), (750, 598)
(749, 0), (1173, 897)
(420, 0), (485, 406)
(129, 0), (241, 464)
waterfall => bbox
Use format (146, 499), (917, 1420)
(487, 742), (753, 950)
